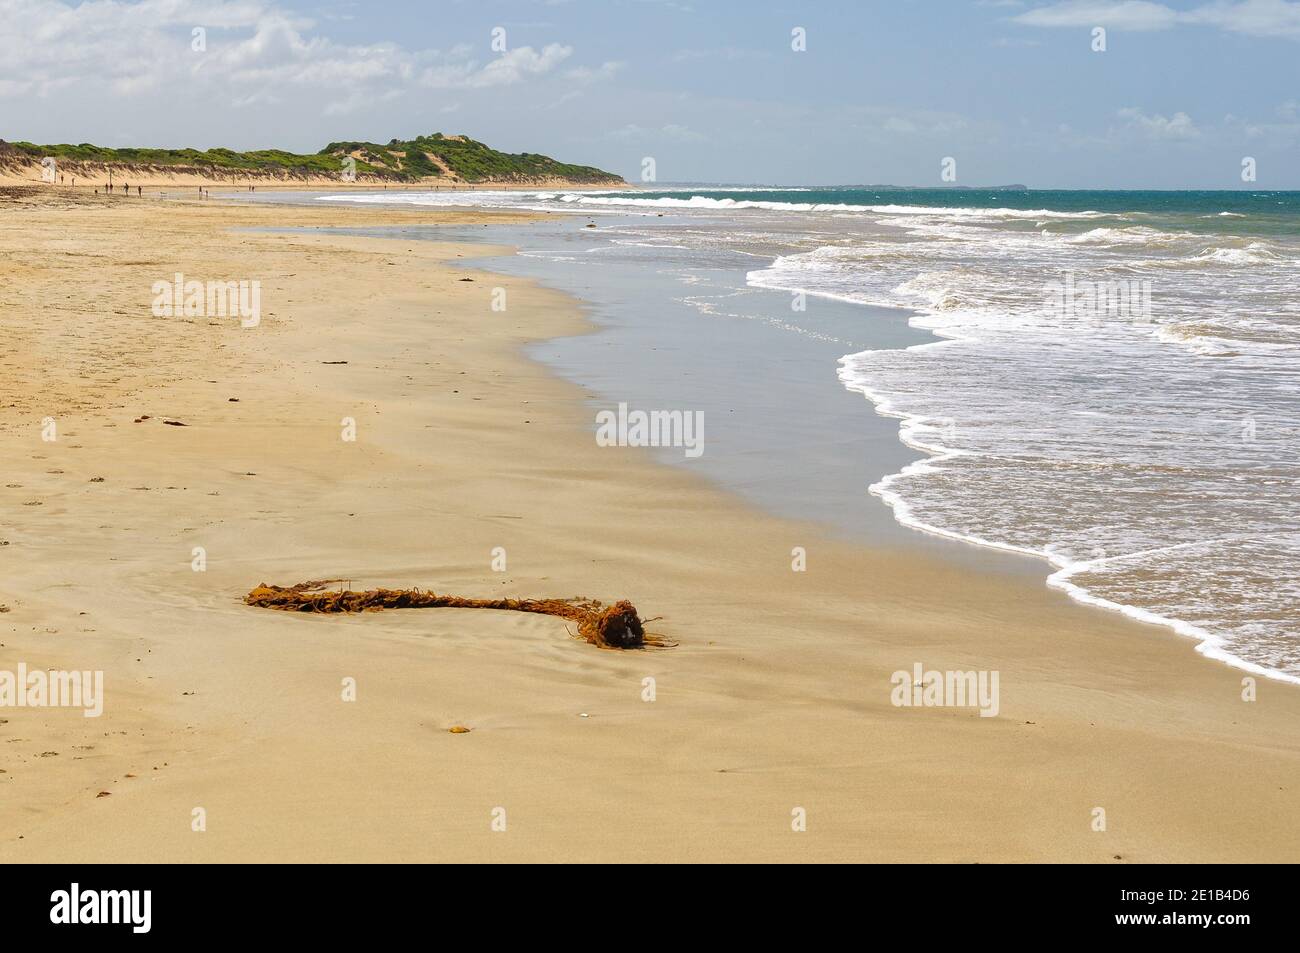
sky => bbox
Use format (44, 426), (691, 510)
(2, 0), (1299, 188)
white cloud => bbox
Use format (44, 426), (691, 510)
(546, 89), (584, 110)
(879, 113), (970, 136)
(1014, 1), (1179, 30)
(660, 123), (703, 141)
(458, 43), (573, 89)
(323, 86), (401, 117)
(610, 123), (706, 142)
(884, 117), (918, 134)
(1222, 108), (1300, 141)
(1117, 106), (1200, 138)
(566, 60), (624, 82)
(0, 0), (584, 111)
(1185, 0), (1300, 35)
(671, 47), (772, 62)
(1014, 0), (1300, 36)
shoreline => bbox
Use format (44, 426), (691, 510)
(340, 202), (1294, 687)
(3, 189), (1299, 862)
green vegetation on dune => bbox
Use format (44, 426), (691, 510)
(0, 133), (623, 184)
(320, 133), (622, 183)
(3, 141), (354, 176)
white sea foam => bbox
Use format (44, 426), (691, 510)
(566, 195), (880, 211)
(744, 202), (1300, 683)
(1192, 243), (1281, 264)
(1065, 225), (1194, 246)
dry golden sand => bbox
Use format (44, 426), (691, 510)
(1, 187), (1298, 863)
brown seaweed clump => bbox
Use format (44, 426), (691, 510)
(244, 580), (667, 650)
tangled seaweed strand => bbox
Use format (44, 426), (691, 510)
(244, 580), (668, 649)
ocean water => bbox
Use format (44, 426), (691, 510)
(321, 187), (1300, 683)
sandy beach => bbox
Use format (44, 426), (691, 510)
(2, 186), (1299, 863)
